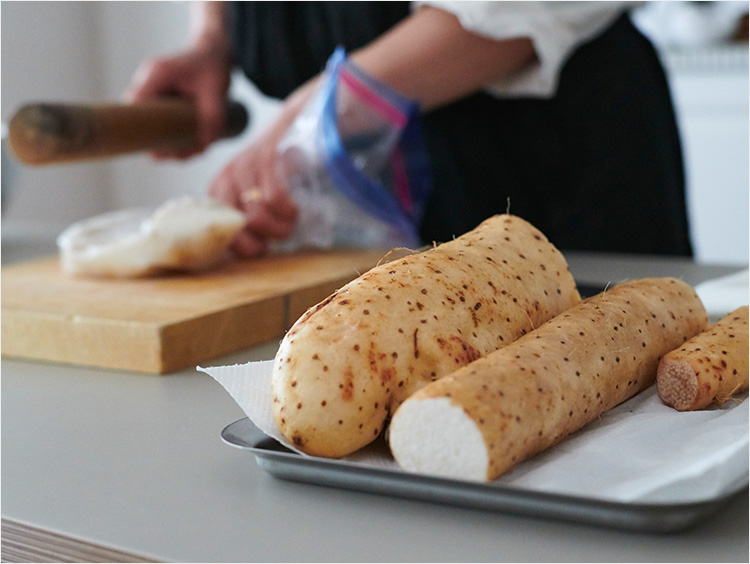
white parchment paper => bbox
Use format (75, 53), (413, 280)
(695, 268), (749, 319)
(199, 360), (747, 504)
(199, 271), (749, 504)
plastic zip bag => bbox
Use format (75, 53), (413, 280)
(274, 47), (431, 251)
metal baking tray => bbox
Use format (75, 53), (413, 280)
(221, 417), (746, 533)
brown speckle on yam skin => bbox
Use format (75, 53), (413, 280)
(271, 215), (581, 458)
(657, 306), (749, 411)
(391, 277), (708, 481)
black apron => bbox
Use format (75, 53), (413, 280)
(229, 2), (692, 256)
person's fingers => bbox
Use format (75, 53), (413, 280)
(124, 56), (208, 159)
(147, 147), (202, 161)
(208, 132), (300, 253)
(194, 83), (227, 147)
(231, 229), (269, 257)
(208, 166), (238, 209)
(125, 49), (231, 157)
(265, 185), (299, 223)
(210, 171), (269, 257)
(240, 198), (297, 240)
(125, 58), (178, 102)
(251, 144), (299, 223)
(242, 160), (299, 236)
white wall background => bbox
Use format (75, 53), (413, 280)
(666, 53), (749, 264)
(2, 1), (748, 265)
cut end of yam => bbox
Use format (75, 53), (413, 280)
(389, 397), (489, 481)
(657, 357), (698, 411)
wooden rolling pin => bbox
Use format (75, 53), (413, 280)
(7, 99), (248, 165)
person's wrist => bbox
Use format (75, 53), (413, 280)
(191, 29), (231, 66)
(274, 83), (314, 135)
(286, 78), (318, 113)
(188, 2), (230, 58)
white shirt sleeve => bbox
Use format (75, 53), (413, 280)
(412, 1), (633, 98)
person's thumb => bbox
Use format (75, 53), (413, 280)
(124, 59), (177, 103)
(194, 90), (226, 149)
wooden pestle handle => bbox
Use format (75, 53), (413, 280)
(7, 99), (249, 165)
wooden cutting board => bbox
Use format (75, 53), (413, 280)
(1, 249), (390, 374)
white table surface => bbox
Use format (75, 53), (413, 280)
(2, 239), (748, 562)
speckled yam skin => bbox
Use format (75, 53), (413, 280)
(389, 278), (709, 481)
(657, 306), (748, 411)
(271, 215), (581, 457)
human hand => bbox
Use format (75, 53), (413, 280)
(208, 79), (320, 257)
(125, 43), (231, 159)
(208, 124), (300, 257)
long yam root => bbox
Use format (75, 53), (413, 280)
(658, 306), (749, 411)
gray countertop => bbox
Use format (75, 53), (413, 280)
(2, 240), (748, 562)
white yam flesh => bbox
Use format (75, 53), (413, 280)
(57, 196), (245, 277)
(271, 215), (581, 458)
(389, 397), (489, 481)
(389, 278), (709, 482)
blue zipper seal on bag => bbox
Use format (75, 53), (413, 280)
(317, 47), (419, 243)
